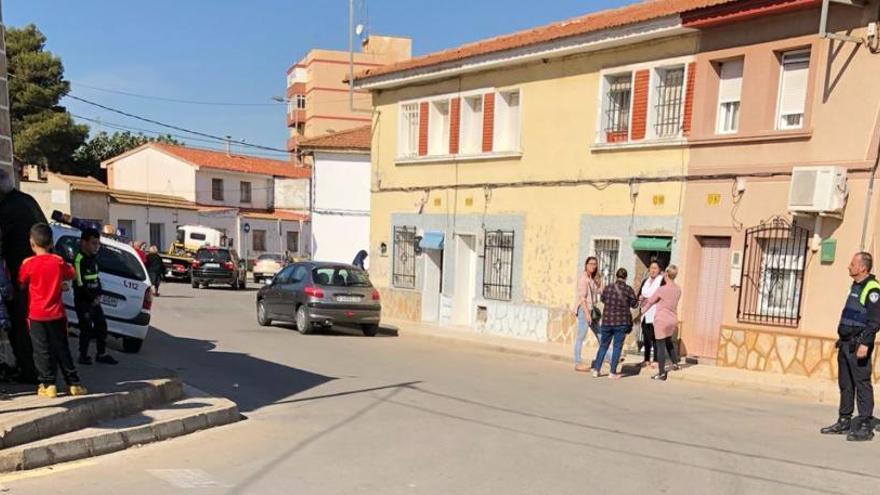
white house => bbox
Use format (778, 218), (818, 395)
(298, 126), (371, 267)
(102, 143), (311, 261)
(107, 189), (200, 249)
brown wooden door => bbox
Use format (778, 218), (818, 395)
(692, 237), (731, 359)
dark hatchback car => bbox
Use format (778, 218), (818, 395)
(191, 247), (248, 290)
(256, 262), (381, 336)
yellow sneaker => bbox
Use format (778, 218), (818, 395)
(68, 384), (88, 396)
(37, 384), (58, 398)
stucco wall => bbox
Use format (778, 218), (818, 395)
(274, 177), (309, 210)
(109, 148), (197, 202)
(109, 203), (199, 250)
(195, 170), (272, 209)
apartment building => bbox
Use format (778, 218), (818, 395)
(285, 35), (411, 151)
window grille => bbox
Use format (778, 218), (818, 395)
(399, 103), (420, 157)
(653, 67), (684, 137)
(737, 218), (809, 327)
(483, 230), (514, 301)
(604, 75), (632, 142)
(594, 239), (620, 287)
(392, 226), (417, 288)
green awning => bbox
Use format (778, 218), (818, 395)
(632, 236), (672, 252)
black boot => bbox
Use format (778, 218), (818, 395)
(820, 417), (851, 435)
(847, 421), (875, 442)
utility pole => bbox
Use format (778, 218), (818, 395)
(349, 0), (355, 112)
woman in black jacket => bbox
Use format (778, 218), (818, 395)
(145, 246), (164, 296)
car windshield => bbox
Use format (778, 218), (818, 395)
(196, 249), (231, 263)
(258, 254), (284, 262)
(312, 267), (371, 287)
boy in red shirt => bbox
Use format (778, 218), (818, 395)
(17, 224), (87, 398)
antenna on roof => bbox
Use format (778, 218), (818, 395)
(225, 135), (231, 156)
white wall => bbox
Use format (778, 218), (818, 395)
(110, 203), (199, 249)
(274, 177), (310, 210)
(313, 152), (370, 211)
(195, 170), (273, 209)
(311, 212), (369, 267)
(311, 152), (370, 267)
(238, 218), (303, 261)
(110, 148), (197, 202)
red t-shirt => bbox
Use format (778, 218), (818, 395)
(18, 253), (75, 322)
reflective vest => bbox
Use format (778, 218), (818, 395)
(839, 277), (880, 330)
(73, 251), (101, 304)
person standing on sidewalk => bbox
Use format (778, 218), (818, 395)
(145, 246), (164, 296)
(592, 268), (638, 379)
(821, 252), (880, 442)
(17, 224), (87, 398)
(641, 265), (682, 381)
(637, 261), (665, 368)
(573, 256), (603, 372)
(74, 229), (117, 366)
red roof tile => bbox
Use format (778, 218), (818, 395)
(298, 126), (372, 152)
(356, 0), (737, 82)
(241, 209), (309, 222)
(150, 143), (310, 179)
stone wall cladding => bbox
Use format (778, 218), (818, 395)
(716, 326), (880, 383)
(379, 288), (422, 322)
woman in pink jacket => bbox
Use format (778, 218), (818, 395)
(641, 265), (682, 381)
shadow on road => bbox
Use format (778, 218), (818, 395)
(146, 326), (335, 413)
(272, 324), (399, 338)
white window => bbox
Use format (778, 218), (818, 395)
(716, 59), (743, 134)
(592, 238), (620, 287)
(776, 50), (810, 130)
(651, 66), (685, 138)
(460, 95), (484, 155)
(602, 74), (632, 143)
(428, 100), (450, 155)
(493, 91), (521, 152)
(756, 238), (805, 318)
(398, 102), (420, 158)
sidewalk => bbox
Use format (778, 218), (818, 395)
(385, 318), (840, 404)
(0, 339), (239, 472)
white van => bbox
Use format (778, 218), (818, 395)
(51, 224), (152, 353)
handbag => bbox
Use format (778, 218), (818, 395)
(587, 280), (602, 322)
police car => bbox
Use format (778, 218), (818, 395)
(51, 224), (152, 353)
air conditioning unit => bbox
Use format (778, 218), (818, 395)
(788, 166), (848, 214)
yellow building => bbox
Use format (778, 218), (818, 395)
(354, 0), (720, 343)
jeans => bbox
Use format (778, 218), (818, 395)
(30, 318), (80, 386)
(594, 325), (629, 374)
(574, 307), (600, 365)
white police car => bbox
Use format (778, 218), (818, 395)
(51, 224), (152, 353)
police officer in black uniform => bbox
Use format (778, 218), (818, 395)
(821, 252), (880, 442)
(74, 228), (118, 366)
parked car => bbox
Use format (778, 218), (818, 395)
(52, 224), (152, 353)
(253, 253), (287, 284)
(256, 262), (381, 336)
(191, 247), (247, 290)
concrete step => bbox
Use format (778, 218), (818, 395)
(0, 378), (183, 450)
(0, 385), (240, 473)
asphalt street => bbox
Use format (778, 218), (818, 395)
(1, 281), (878, 495)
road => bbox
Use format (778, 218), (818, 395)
(2, 282), (878, 494)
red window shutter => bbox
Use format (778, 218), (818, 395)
(449, 98), (461, 154)
(418, 101), (429, 156)
(682, 62), (697, 136)
(482, 92), (495, 153)
(631, 70), (650, 141)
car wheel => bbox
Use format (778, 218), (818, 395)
(122, 337), (143, 353)
(295, 306), (312, 335)
(257, 300), (271, 326)
(361, 324), (379, 337)
(239, 277), (246, 290)
(192, 280), (199, 289)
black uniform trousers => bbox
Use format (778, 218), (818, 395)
(29, 318), (80, 386)
(76, 303), (108, 357)
(837, 340), (874, 422)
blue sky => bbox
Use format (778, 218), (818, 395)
(7, 0), (631, 159)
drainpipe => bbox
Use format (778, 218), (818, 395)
(859, 118), (880, 250)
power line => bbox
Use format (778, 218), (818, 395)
(70, 80), (286, 107)
(65, 93), (290, 154)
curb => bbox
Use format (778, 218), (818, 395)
(0, 386), (240, 473)
(0, 378), (184, 450)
